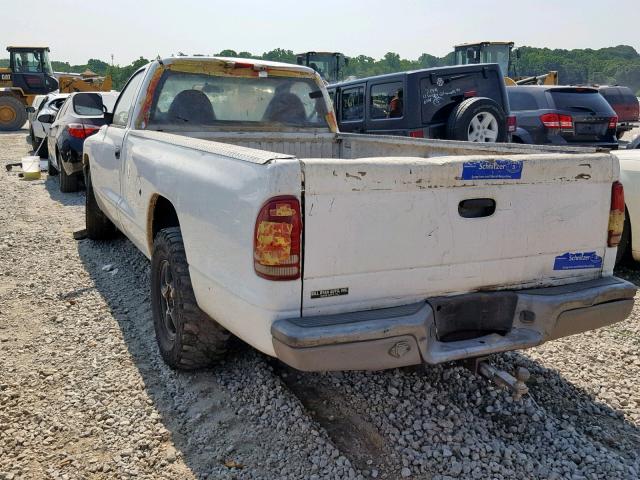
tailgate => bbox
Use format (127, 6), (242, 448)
(301, 153), (617, 315)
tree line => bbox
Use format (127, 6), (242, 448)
(2, 45), (640, 94)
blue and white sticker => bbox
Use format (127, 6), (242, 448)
(461, 159), (523, 180)
(553, 252), (603, 271)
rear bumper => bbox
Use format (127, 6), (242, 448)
(272, 277), (636, 371)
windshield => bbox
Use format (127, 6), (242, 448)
(42, 50), (53, 75)
(480, 45), (510, 75)
(148, 71), (329, 130)
(549, 91), (614, 114)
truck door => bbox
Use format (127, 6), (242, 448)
(92, 70), (145, 230)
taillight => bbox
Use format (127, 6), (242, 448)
(507, 115), (517, 133)
(608, 116), (618, 130)
(540, 113), (573, 131)
(463, 90), (477, 98)
(408, 129), (424, 138)
(608, 181), (625, 247)
(67, 123), (101, 139)
(254, 196), (302, 280)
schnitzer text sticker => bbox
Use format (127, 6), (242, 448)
(553, 252), (603, 270)
(461, 160), (523, 180)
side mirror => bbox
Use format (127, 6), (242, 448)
(38, 113), (55, 124)
(26, 106), (35, 113)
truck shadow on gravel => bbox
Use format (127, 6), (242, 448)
(75, 236), (640, 478)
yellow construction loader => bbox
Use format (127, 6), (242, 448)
(453, 41), (558, 86)
(0, 46), (112, 131)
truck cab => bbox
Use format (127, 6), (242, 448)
(3, 46), (59, 95)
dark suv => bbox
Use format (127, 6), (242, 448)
(327, 64), (515, 142)
(508, 86), (618, 149)
(597, 86), (639, 139)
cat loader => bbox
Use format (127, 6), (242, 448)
(0, 46), (112, 131)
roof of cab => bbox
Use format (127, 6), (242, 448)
(158, 56), (317, 76)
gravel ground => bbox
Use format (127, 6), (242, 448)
(0, 131), (639, 480)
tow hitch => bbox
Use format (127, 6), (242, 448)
(466, 358), (530, 400)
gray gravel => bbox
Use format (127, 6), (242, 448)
(0, 131), (639, 479)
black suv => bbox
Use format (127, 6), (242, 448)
(327, 64), (515, 142)
(508, 86), (618, 149)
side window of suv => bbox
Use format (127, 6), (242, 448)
(112, 70), (145, 127)
(340, 86), (364, 121)
(370, 82), (403, 119)
(508, 90), (539, 111)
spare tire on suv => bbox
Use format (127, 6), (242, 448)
(446, 97), (507, 143)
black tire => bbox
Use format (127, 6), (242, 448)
(615, 209), (631, 266)
(84, 168), (116, 240)
(0, 96), (27, 131)
(151, 227), (229, 369)
(446, 97), (507, 143)
(47, 157), (58, 176)
(58, 150), (80, 193)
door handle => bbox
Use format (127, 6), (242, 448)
(114, 147), (121, 159)
(458, 198), (496, 218)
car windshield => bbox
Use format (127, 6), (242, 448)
(147, 70), (329, 130)
(549, 91), (614, 114)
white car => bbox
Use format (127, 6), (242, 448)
(83, 57), (635, 374)
(27, 93), (69, 157)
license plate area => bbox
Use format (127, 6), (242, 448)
(428, 292), (517, 342)
(575, 122), (607, 136)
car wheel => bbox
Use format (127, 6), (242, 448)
(84, 167), (116, 240)
(58, 150), (80, 193)
(446, 97), (507, 143)
(151, 227), (229, 369)
(0, 96), (27, 131)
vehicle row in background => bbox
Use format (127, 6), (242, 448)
(596, 85), (639, 139)
(0, 45), (112, 131)
(327, 64), (515, 142)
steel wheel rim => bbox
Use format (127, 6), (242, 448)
(159, 260), (177, 340)
(0, 105), (16, 123)
(468, 112), (498, 142)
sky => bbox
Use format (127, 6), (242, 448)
(3, 0), (640, 65)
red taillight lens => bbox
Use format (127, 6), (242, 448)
(67, 123), (101, 139)
(540, 113), (573, 131)
(254, 196), (302, 280)
(608, 116), (618, 130)
(463, 90), (477, 98)
(507, 115), (517, 133)
(608, 181), (625, 247)
(558, 114), (573, 130)
(408, 129), (424, 138)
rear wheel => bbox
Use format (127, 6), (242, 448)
(58, 150), (80, 193)
(0, 96), (27, 131)
(152, 227), (229, 369)
(446, 97), (507, 143)
(84, 168), (116, 240)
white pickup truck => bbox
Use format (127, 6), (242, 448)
(83, 57), (636, 372)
